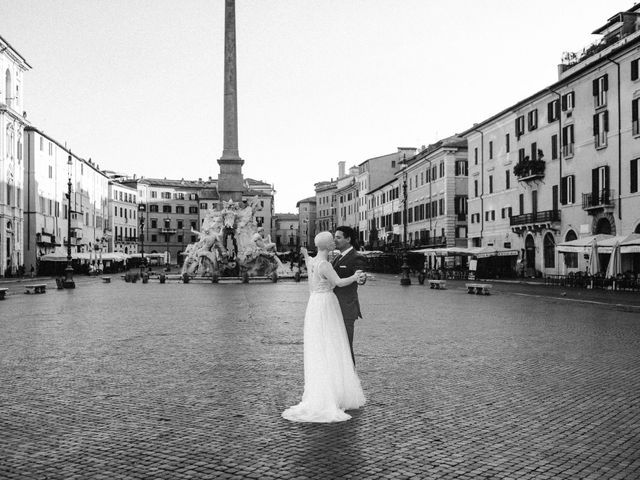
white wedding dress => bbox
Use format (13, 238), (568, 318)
(282, 258), (366, 423)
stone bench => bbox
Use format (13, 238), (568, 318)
(466, 283), (492, 295)
(0, 288), (7, 300)
(25, 284), (47, 294)
(428, 279), (447, 289)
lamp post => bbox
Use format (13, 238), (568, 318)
(164, 216), (171, 271)
(400, 156), (411, 286)
(138, 203), (146, 273)
(63, 154), (75, 289)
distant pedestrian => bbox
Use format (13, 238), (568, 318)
(30, 265), (35, 278)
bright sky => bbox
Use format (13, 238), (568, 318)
(1, 0), (634, 212)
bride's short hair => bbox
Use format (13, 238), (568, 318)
(314, 231), (334, 250)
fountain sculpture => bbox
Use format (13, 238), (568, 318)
(181, 197), (289, 278)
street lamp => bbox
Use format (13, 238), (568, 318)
(138, 203), (146, 273)
(164, 216), (171, 271)
(63, 154), (75, 289)
(400, 155), (411, 286)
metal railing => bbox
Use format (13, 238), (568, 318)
(582, 189), (615, 209)
(509, 209), (560, 226)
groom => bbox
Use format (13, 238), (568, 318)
(332, 226), (367, 365)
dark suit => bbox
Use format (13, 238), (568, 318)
(332, 248), (367, 364)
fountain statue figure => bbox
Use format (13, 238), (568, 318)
(181, 197), (290, 278)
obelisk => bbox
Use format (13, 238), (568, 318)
(217, 0), (244, 203)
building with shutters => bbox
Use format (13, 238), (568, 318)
(461, 2), (640, 276)
(296, 196), (316, 249)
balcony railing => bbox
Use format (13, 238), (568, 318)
(160, 228), (177, 234)
(510, 209), (560, 226)
(582, 189), (615, 210)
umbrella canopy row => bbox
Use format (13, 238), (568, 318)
(556, 234), (640, 254)
(411, 246), (518, 258)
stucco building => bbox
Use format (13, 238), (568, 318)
(296, 196), (316, 248)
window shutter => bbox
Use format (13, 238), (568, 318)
(593, 78), (599, 96)
(515, 118), (519, 137)
(561, 95), (567, 111)
(593, 113), (599, 136)
(604, 110), (609, 132)
(592, 168), (599, 198)
(603, 74), (609, 91)
(570, 176), (575, 204)
(560, 177), (567, 205)
(634, 99), (639, 122)
(604, 165), (610, 191)
(548, 102), (553, 122)
(633, 60), (639, 81)
(552, 134), (558, 159)
(570, 92), (575, 107)
(631, 159), (638, 193)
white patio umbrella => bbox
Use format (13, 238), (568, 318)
(605, 241), (622, 278)
(588, 238), (600, 274)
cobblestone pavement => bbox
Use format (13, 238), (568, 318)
(1, 275), (639, 479)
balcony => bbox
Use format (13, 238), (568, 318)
(513, 158), (545, 182)
(582, 189), (615, 213)
(511, 210), (560, 234)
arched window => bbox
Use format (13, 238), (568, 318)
(564, 230), (578, 268)
(543, 233), (555, 268)
(595, 217), (612, 235)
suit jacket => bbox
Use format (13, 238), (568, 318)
(332, 249), (368, 321)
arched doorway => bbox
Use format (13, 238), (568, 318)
(595, 217), (612, 235)
(525, 234), (536, 273)
(564, 230), (578, 268)
(543, 233), (555, 268)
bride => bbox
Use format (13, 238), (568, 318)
(282, 231), (366, 423)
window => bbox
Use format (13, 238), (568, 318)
(455, 160), (468, 176)
(551, 134), (558, 160)
(151, 234), (157, 242)
(505, 133), (510, 152)
(518, 148), (526, 162)
(439, 162), (444, 177)
(633, 98), (640, 135)
(531, 142), (538, 161)
(515, 115), (525, 139)
(474, 147), (478, 165)
(151, 191), (158, 199)
(593, 74), (608, 108)
(162, 192), (171, 199)
(200, 203), (207, 209)
(543, 233), (555, 268)
(562, 125), (574, 156)
(519, 193), (524, 215)
(632, 59), (640, 81)
(527, 109), (538, 131)
(560, 175), (575, 205)
(149, 204), (159, 213)
(474, 179), (478, 197)
(439, 198), (444, 216)
(489, 141), (493, 159)
(48, 165), (52, 179)
(505, 170), (511, 190)
(593, 110), (609, 148)
(489, 175), (493, 194)
(592, 166), (610, 203)
(39, 137), (43, 151)
(162, 205), (172, 213)
(189, 206), (198, 214)
(177, 220), (183, 229)
(561, 91), (575, 111)
(176, 206), (185, 214)
(631, 159), (638, 193)
(547, 99), (559, 122)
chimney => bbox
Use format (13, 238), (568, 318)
(338, 161), (346, 179)
(133, 173), (137, 180)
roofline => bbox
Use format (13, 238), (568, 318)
(367, 176), (399, 195)
(0, 34), (32, 69)
(459, 33), (640, 137)
(24, 126), (106, 177)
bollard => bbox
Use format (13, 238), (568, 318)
(294, 271), (301, 282)
(418, 273), (425, 285)
(142, 273), (149, 284)
(211, 273), (219, 284)
(182, 273), (190, 283)
(159, 273), (166, 284)
(271, 272), (278, 283)
(242, 272), (249, 283)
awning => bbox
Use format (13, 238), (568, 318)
(598, 233), (640, 254)
(412, 246), (518, 258)
(40, 252), (128, 262)
(556, 234), (614, 253)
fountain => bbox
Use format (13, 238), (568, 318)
(181, 197), (291, 279)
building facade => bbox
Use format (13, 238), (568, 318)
(273, 213), (299, 252)
(314, 180), (337, 233)
(23, 127), (110, 273)
(109, 181), (138, 254)
(462, 3), (640, 276)
(296, 196), (316, 249)
(0, 35), (30, 276)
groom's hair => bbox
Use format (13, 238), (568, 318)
(335, 226), (359, 249)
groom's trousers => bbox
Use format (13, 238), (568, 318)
(344, 318), (356, 365)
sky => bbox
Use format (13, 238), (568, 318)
(1, 0), (635, 212)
